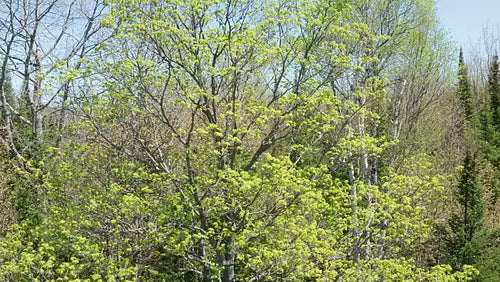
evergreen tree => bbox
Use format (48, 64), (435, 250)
(447, 151), (485, 269)
(458, 48), (473, 120)
(447, 53), (485, 269)
(480, 55), (500, 198)
(489, 54), (500, 128)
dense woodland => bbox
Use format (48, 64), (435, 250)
(0, 0), (500, 281)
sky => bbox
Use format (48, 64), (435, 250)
(436, 0), (500, 47)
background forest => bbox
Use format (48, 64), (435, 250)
(0, 0), (499, 281)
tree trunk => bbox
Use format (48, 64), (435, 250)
(222, 235), (235, 282)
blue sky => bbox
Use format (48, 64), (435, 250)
(436, 0), (500, 46)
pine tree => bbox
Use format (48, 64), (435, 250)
(458, 48), (473, 120)
(481, 55), (500, 198)
(447, 151), (485, 269)
(489, 54), (500, 128)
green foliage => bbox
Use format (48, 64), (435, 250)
(458, 48), (474, 120)
(0, 143), (476, 281)
(455, 153), (485, 237)
(0, 0), (481, 281)
(489, 55), (500, 128)
(480, 55), (500, 201)
(475, 246), (500, 282)
(444, 153), (485, 270)
(0, 147), (16, 235)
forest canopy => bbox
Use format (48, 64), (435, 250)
(0, 0), (499, 281)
